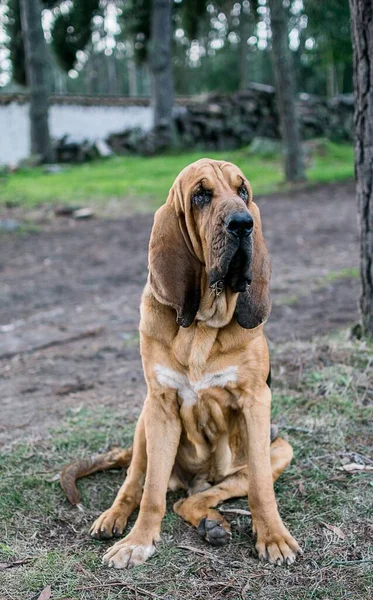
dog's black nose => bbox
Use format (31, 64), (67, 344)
(227, 212), (253, 237)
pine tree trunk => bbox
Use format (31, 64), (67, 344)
(268, 0), (305, 182)
(20, 0), (53, 163)
(150, 0), (174, 147)
(239, 1), (250, 91)
(349, 0), (373, 337)
(127, 55), (138, 97)
(327, 51), (337, 99)
(107, 54), (117, 95)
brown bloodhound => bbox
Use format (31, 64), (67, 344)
(61, 158), (301, 568)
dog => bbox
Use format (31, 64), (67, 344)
(61, 158), (301, 569)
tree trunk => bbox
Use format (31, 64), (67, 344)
(20, 0), (53, 163)
(268, 0), (305, 182)
(349, 0), (373, 337)
(326, 50), (337, 98)
(239, 0), (250, 91)
(150, 0), (174, 147)
(127, 53), (138, 97)
(107, 54), (117, 95)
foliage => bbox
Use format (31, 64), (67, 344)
(119, 0), (151, 63)
(4, 0), (64, 86)
(296, 0), (353, 95)
(303, 0), (352, 67)
(51, 0), (101, 72)
(2, 0), (353, 96)
(179, 0), (208, 40)
(5, 0), (25, 85)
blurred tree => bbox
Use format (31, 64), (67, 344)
(349, 0), (373, 337)
(2, 0), (354, 101)
(116, 0), (151, 95)
(51, 0), (101, 72)
(5, 0), (26, 85)
(239, 1), (251, 90)
(182, 0), (205, 38)
(303, 0), (352, 97)
(20, 0), (53, 162)
(120, 0), (151, 63)
(151, 0), (174, 147)
(268, 0), (305, 183)
(5, 0), (61, 87)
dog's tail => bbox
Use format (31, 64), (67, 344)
(61, 426), (279, 506)
(60, 446), (133, 507)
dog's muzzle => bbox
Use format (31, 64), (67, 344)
(209, 212), (254, 295)
(226, 211), (254, 239)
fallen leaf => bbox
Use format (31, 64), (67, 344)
(47, 473), (61, 483)
(321, 522), (346, 539)
(297, 481), (306, 496)
(37, 585), (51, 600)
(339, 463), (373, 473)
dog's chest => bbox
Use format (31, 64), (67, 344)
(154, 364), (238, 407)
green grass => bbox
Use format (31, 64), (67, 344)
(1, 331), (372, 600)
(324, 267), (360, 282)
(0, 141), (353, 212)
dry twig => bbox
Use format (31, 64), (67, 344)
(0, 327), (104, 360)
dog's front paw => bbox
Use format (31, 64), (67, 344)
(90, 506), (128, 540)
(102, 532), (158, 569)
(253, 519), (301, 565)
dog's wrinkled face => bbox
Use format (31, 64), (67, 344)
(149, 158), (271, 329)
(182, 160), (254, 294)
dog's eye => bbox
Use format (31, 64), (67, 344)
(238, 183), (249, 204)
(191, 187), (212, 208)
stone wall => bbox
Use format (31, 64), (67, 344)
(107, 84), (354, 155)
(0, 86), (354, 165)
(174, 85), (354, 151)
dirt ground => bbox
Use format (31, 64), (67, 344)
(2, 180), (373, 600)
(0, 181), (359, 445)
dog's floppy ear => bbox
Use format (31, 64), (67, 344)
(235, 202), (271, 329)
(149, 204), (201, 327)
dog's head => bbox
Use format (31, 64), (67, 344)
(148, 158), (271, 329)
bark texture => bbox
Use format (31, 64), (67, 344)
(350, 0), (373, 336)
(20, 0), (53, 162)
(268, 0), (305, 182)
(150, 0), (174, 148)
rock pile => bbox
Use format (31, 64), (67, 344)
(174, 85), (354, 150)
(107, 84), (354, 155)
(55, 135), (113, 163)
(175, 85), (281, 151)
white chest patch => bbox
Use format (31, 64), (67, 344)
(154, 364), (238, 407)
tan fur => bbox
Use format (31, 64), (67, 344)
(77, 159), (301, 568)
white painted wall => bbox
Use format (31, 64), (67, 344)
(0, 102), (30, 165)
(0, 101), (153, 165)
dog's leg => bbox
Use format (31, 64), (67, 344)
(241, 384), (301, 565)
(90, 411), (146, 540)
(173, 437), (293, 547)
(270, 437), (294, 482)
(102, 392), (181, 568)
(174, 470), (247, 546)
